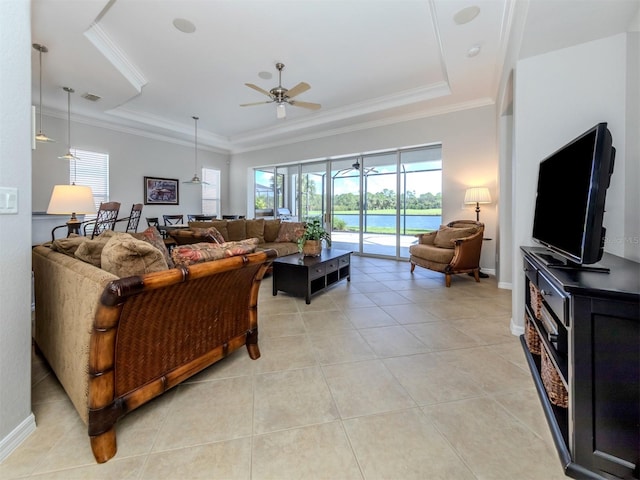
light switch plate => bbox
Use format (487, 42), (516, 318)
(0, 187), (18, 214)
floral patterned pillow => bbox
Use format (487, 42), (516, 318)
(274, 222), (305, 243)
(171, 238), (259, 267)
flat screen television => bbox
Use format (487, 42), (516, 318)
(532, 122), (615, 269)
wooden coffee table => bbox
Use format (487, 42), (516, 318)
(272, 249), (351, 304)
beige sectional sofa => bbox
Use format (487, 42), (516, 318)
(178, 217), (303, 257)
(32, 231), (276, 463)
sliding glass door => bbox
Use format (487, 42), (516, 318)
(254, 144), (441, 259)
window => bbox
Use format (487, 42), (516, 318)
(70, 148), (109, 220)
(254, 168), (275, 216)
(202, 168), (221, 217)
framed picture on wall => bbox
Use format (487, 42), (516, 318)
(144, 176), (179, 205)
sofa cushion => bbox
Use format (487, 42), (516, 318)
(433, 225), (478, 249)
(226, 219), (247, 241)
(73, 230), (117, 267)
(260, 242), (300, 257)
(51, 234), (87, 256)
(132, 226), (174, 268)
(245, 218), (265, 244)
(101, 234), (169, 277)
(171, 238), (259, 267)
(263, 219), (281, 242)
(275, 221), (305, 243)
(409, 243), (455, 264)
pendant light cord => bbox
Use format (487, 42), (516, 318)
(193, 115), (199, 173)
(39, 48), (44, 132)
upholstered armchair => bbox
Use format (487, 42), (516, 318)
(409, 220), (484, 287)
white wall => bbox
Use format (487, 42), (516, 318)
(511, 32), (635, 334)
(625, 30), (639, 261)
(32, 116), (231, 224)
(230, 105), (499, 272)
(0, 0), (36, 461)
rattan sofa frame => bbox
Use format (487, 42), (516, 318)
(32, 245), (276, 463)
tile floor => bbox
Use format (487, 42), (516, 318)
(2, 256), (568, 479)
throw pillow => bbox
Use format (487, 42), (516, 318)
(132, 226), (174, 268)
(188, 220), (230, 241)
(73, 230), (118, 267)
(101, 233), (168, 277)
(51, 235), (87, 256)
(169, 228), (221, 245)
(433, 225), (478, 249)
(171, 238), (259, 267)
(275, 222), (305, 243)
(226, 219), (247, 241)
(245, 218), (265, 244)
(263, 219), (281, 242)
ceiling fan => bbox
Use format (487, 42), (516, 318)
(240, 63), (321, 119)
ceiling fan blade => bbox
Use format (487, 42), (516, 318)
(290, 100), (321, 110)
(244, 83), (272, 97)
(285, 82), (310, 99)
(240, 100), (273, 107)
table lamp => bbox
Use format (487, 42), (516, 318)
(47, 184), (96, 239)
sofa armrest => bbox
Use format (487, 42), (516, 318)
(449, 229), (484, 271)
(32, 245), (118, 424)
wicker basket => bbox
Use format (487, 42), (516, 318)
(529, 282), (543, 320)
(525, 313), (541, 355)
(541, 346), (568, 408)
(302, 240), (322, 257)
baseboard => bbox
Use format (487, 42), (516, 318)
(498, 281), (512, 290)
(510, 317), (524, 336)
(0, 413), (36, 463)
(480, 268), (496, 276)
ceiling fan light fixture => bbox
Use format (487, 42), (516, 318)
(276, 103), (286, 119)
(183, 115), (209, 185)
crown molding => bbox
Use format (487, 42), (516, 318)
(83, 22), (147, 92)
(230, 97), (495, 154)
(229, 82), (452, 147)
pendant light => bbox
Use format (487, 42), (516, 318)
(58, 87), (79, 161)
(183, 115), (209, 185)
(32, 43), (55, 143)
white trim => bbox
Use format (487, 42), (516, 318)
(84, 22), (147, 92)
(0, 414), (36, 463)
(498, 281), (513, 290)
(510, 316), (525, 336)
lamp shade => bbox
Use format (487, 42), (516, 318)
(46, 185), (96, 215)
(464, 187), (491, 205)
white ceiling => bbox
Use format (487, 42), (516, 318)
(30, 0), (639, 153)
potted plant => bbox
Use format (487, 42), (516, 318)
(298, 218), (331, 256)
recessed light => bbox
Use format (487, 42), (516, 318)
(467, 44), (481, 57)
(173, 18), (196, 33)
(454, 6), (480, 25)
(258, 71), (273, 80)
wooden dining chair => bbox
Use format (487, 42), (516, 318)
(83, 201), (121, 239)
(124, 203), (143, 233)
(163, 214), (184, 226)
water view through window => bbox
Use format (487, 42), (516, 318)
(254, 145), (442, 259)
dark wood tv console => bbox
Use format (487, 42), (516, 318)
(520, 247), (639, 479)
